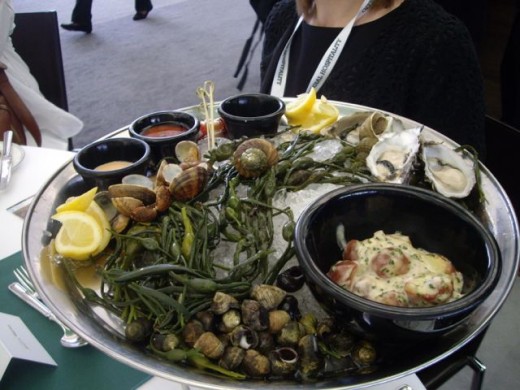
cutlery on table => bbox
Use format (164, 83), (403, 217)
(0, 130), (13, 190)
(10, 266), (88, 348)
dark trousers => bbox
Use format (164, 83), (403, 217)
(136, 0), (153, 12)
(71, 0), (152, 25)
(71, 0), (93, 26)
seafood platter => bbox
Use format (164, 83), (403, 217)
(22, 88), (519, 389)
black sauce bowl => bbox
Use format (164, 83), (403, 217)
(294, 183), (501, 342)
(72, 137), (151, 190)
(129, 111), (200, 164)
(218, 93), (285, 139)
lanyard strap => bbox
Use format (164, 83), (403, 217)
(271, 0), (373, 97)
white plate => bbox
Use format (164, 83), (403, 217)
(0, 141), (25, 170)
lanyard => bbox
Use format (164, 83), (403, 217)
(271, 0), (373, 97)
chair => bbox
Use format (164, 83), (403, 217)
(10, 11), (73, 150)
(416, 330), (487, 390)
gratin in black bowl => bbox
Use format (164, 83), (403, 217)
(129, 111), (200, 164)
(218, 93), (285, 139)
(72, 137), (151, 190)
(294, 183), (501, 342)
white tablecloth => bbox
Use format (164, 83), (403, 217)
(0, 145), (74, 260)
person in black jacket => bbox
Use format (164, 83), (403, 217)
(432, 0), (488, 53)
(61, 0), (153, 33)
(260, 0), (486, 157)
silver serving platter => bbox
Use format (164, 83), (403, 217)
(22, 101), (519, 389)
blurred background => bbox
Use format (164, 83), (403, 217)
(10, 1), (520, 388)
(14, 0), (262, 148)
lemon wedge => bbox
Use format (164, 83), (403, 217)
(302, 96), (340, 133)
(285, 88), (317, 124)
(56, 187), (98, 213)
(85, 201), (112, 255)
(52, 211), (103, 260)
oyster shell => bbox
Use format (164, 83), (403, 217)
(366, 127), (422, 183)
(357, 112), (394, 140)
(322, 111), (405, 145)
(421, 142), (476, 198)
(320, 111), (372, 139)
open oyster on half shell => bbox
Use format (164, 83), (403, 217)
(421, 142), (476, 199)
(366, 127), (422, 184)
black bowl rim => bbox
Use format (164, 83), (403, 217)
(128, 110), (200, 144)
(294, 183), (502, 320)
(217, 93), (286, 121)
(72, 137), (151, 177)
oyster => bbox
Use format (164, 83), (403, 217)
(366, 127), (422, 183)
(421, 142), (476, 198)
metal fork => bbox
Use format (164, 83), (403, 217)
(11, 266), (88, 348)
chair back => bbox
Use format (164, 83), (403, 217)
(485, 115), (520, 218)
(10, 11), (69, 111)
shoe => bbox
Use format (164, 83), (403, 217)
(60, 22), (92, 33)
(133, 7), (152, 21)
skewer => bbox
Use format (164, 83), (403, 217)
(196, 81), (216, 151)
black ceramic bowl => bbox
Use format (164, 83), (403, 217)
(218, 93), (285, 139)
(294, 183), (501, 343)
(73, 137), (151, 190)
(129, 111), (200, 163)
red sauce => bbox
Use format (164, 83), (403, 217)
(142, 123), (187, 138)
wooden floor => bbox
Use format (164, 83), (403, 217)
(480, 0), (517, 119)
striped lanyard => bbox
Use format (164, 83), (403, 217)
(271, 0), (373, 97)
